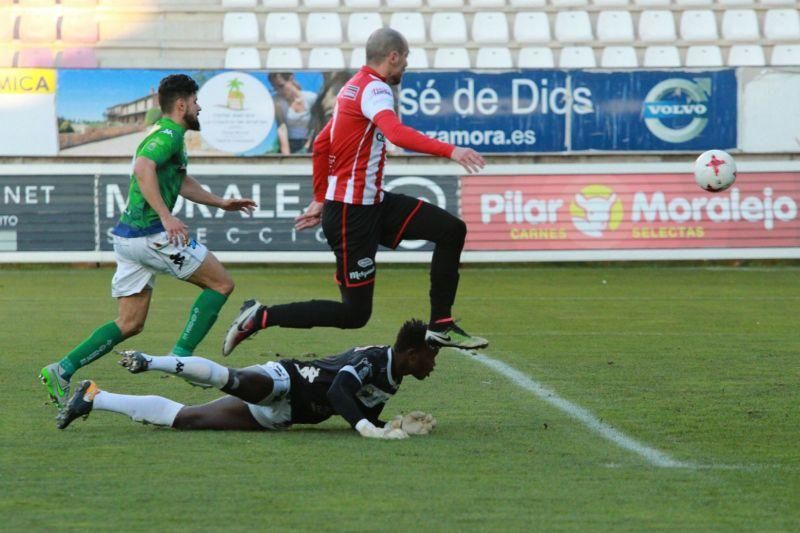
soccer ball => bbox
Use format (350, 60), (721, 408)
(694, 150), (737, 193)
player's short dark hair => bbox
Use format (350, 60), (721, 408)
(366, 28), (408, 64)
(394, 318), (431, 354)
(158, 74), (199, 113)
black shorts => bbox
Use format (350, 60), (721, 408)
(322, 192), (424, 288)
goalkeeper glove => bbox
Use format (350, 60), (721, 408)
(355, 419), (408, 440)
(390, 411), (437, 436)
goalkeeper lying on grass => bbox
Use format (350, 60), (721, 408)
(57, 319), (437, 440)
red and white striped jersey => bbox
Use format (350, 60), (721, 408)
(323, 67), (396, 205)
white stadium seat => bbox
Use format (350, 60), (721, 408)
(676, 0), (711, 5)
(305, 0), (339, 7)
(476, 47), (513, 68)
(472, 12), (509, 44)
(552, 0), (588, 6)
(222, 0), (257, 7)
(722, 10), (760, 41)
(344, 0), (380, 7)
(638, 11), (676, 42)
(0, 12), (14, 42)
(469, 0), (506, 6)
(263, 0), (300, 7)
(760, 0), (796, 6)
(643, 45), (681, 66)
(764, 9), (800, 40)
(306, 13), (343, 45)
(517, 46), (555, 67)
(223, 12), (259, 44)
(61, 14), (99, 43)
(727, 44), (765, 65)
(559, 46), (596, 67)
(308, 47), (345, 68)
(771, 44), (800, 65)
(428, 0), (464, 7)
(679, 10), (718, 42)
(718, 0), (750, 4)
(685, 45), (723, 66)
(634, 0), (670, 6)
(387, 0), (422, 6)
(264, 13), (302, 45)
(593, 0), (629, 5)
(510, 0), (545, 6)
(513, 13), (551, 43)
(266, 47), (303, 69)
(596, 11), (634, 42)
(0, 48), (14, 67)
(350, 47), (366, 68)
(433, 47), (471, 68)
(225, 47), (261, 68)
(430, 13), (468, 44)
(19, 12), (58, 42)
(390, 13), (426, 45)
(601, 46), (638, 67)
(407, 47), (429, 68)
(347, 13), (383, 45)
(555, 11), (593, 42)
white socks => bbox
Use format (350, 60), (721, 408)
(148, 355), (230, 388)
(93, 391), (184, 427)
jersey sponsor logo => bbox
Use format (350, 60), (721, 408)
(161, 129), (174, 137)
(372, 87), (392, 97)
(375, 132), (385, 143)
(356, 385), (392, 408)
(145, 141), (159, 152)
(169, 252), (186, 270)
(356, 257), (373, 268)
(354, 359), (373, 381)
(341, 85), (360, 100)
(296, 364), (321, 383)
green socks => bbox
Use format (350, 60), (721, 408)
(171, 288), (228, 357)
(58, 321), (125, 380)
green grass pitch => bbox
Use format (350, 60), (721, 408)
(2, 264), (799, 530)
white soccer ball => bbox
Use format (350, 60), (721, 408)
(694, 150), (737, 193)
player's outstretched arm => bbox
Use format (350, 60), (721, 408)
(180, 175), (257, 214)
(327, 372), (407, 440)
(133, 156), (188, 245)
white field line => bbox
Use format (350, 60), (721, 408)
(457, 349), (692, 469)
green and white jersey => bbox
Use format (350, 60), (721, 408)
(113, 118), (188, 237)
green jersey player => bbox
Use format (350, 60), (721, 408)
(40, 74), (256, 407)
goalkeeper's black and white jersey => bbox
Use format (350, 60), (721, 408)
(279, 345), (402, 426)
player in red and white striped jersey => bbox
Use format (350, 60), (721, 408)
(223, 28), (488, 355)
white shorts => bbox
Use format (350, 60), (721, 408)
(246, 361), (293, 430)
(111, 232), (209, 298)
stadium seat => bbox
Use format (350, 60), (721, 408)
(596, 11), (634, 42)
(18, 0), (56, 5)
(17, 47), (54, 67)
(593, 0), (629, 5)
(223, 12), (259, 44)
(61, 14), (99, 43)
(727, 44), (766, 65)
(764, 10), (800, 40)
(61, 0), (98, 5)
(19, 12), (58, 42)
(760, 0), (796, 5)
(559, 46), (596, 67)
(162, 17), (223, 43)
(387, 0), (422, 6)
(225, 47), (261, 68)
(265, 47), (303, 68)
(0, 13), (15, 42)
(721, 10), (760, 41)
(517, 46), (554, 67)
(552, 0), (588, 6)
(685, 45), (723, 66)
(770, 44), (800, 65)
(349, 46), (366, 68)
(600, 46), (638, 67)
(634, 0), (670, 6)
(643, 45), (681, 66)
(263, 0), (300, 7)
(407, 47), (429, 68)
(472, 12), (509, 44)
(347, 13), (383, 45)
(676, 0), (712, 5)
(428, 0), (464, 7)
(433, 47), (471, 68)
(638, 11), (677, 42)
(718, 0), (751, 4)
(308, 47), (345, 68)
(476, 47), (513, 68)
(161, 50), (224, 69)
(222, 0), (257, 6)
(264, 13), (302, 45)
(344, 0), (380, 7)
(59, 47), (98, 68)
(513, 12), (551, 43)
(389, 12), (426, 45)
(306, 13), (343, 45)
(510, 0), (545, 6)
(0, 48), (14, 67)
(470, 0), (506, 6)
(680, 10), (718, 42)
(96, 49), (161, 68)
(430, 13), (468, 44)
(555, 11), (593, 43)
(305, 0), (339, 7)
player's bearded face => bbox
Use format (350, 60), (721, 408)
(184, 95), (201, 131)
(386, 50), (409, 86)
